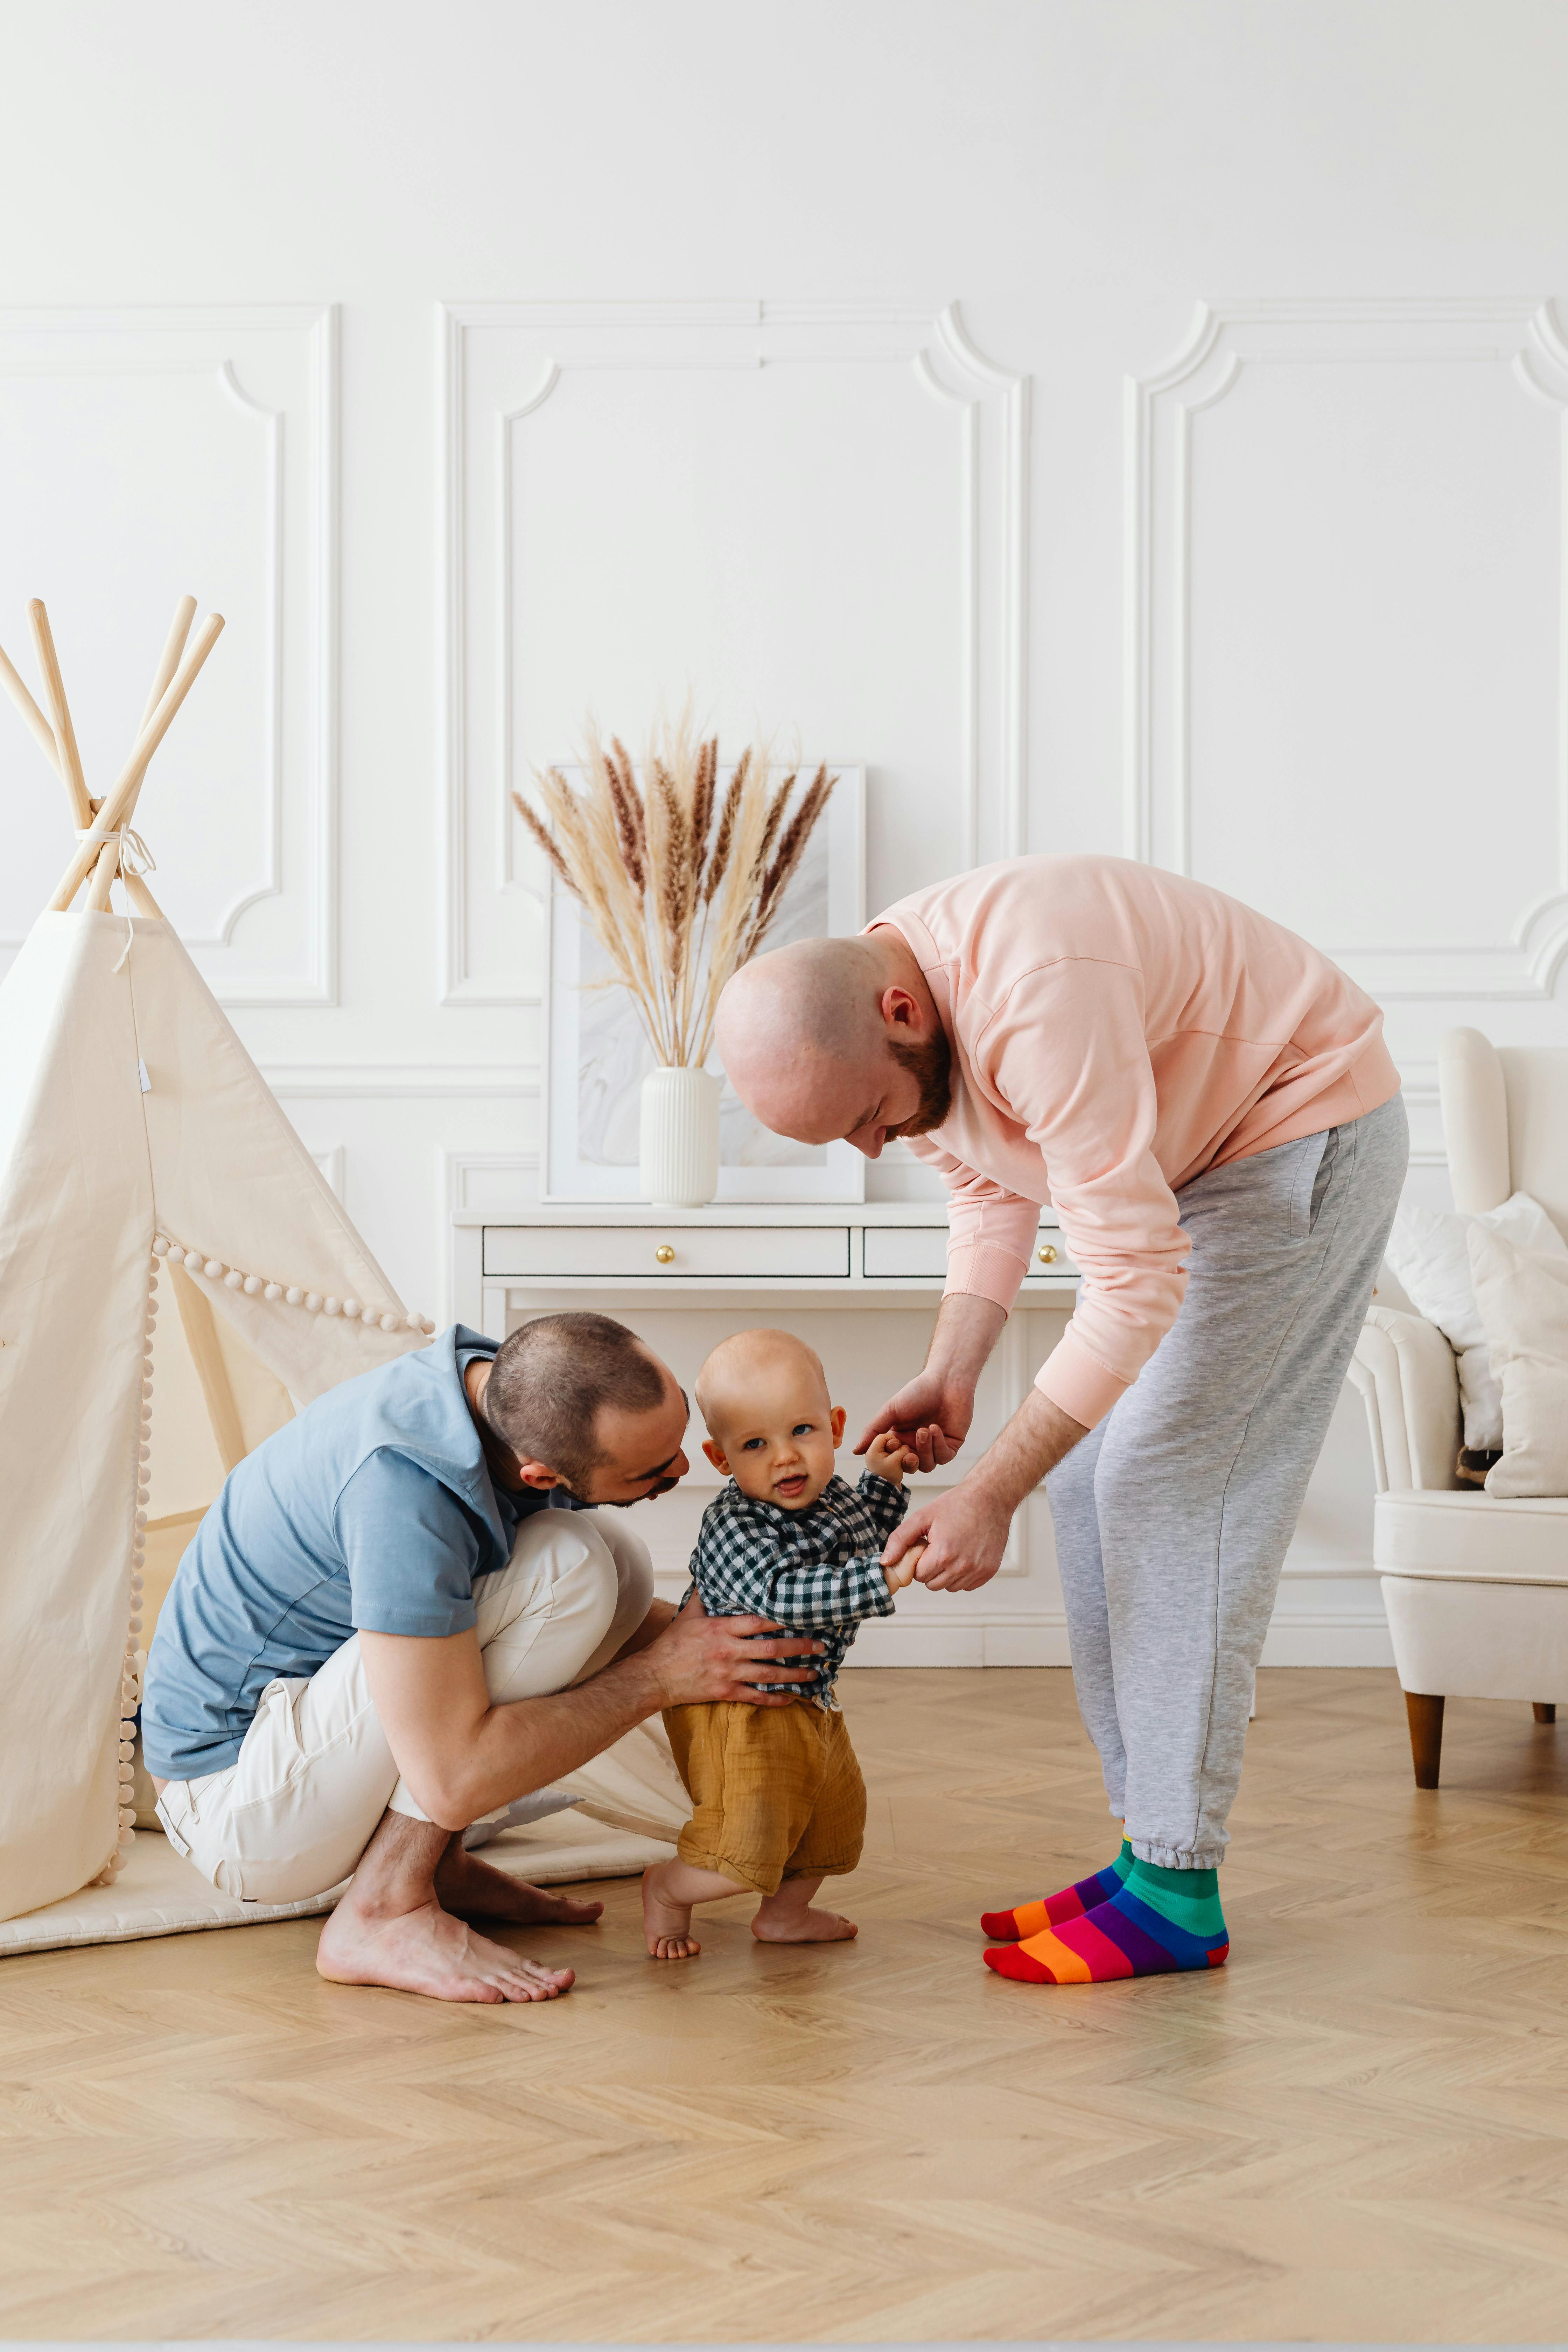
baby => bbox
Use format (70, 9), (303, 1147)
(643, 1327), (923, 1960)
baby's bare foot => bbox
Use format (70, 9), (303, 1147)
(750, 1905), (859, 1945)
(642, 1862), (701, 1960)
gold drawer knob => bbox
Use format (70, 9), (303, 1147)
(1037, 1244), (1058, 1266)
(654, 1244), (676, 1265)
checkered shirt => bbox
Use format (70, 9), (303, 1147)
(682, 1468), (910, 1708)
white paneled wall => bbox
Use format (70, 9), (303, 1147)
(0, 307), (338, 1001)
(4, 0), (1568, 1664)
(442, 301), (1027, 999)
(1129, 301), (1568, 1004)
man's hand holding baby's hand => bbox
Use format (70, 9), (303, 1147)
(869, 1432), (924, 1591)
(866, 1430), (918, 1488)
(883, 1541), (925, 1594)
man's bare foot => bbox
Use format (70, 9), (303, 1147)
(435, 1843), (603, 1930)
(751, 1904), (858, 1944)
(317, 1894), (576, 2003)
(642, 1861), (701, 1960)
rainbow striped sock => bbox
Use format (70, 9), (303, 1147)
(983, 1857), (1228, 1983)
(980, 1840), (1134, 1941)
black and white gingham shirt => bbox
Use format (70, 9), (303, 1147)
(682, 1468), (910, 1708)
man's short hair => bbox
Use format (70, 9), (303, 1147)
(482, 1312), (665, 1494)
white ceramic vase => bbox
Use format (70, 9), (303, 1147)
(639, 1064), (721, 1208)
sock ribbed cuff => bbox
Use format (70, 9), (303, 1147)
(1130, 1857), (1218, 1897)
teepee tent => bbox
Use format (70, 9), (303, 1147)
(0, 598), (685, 1945)
(0, 596), (442, 1926)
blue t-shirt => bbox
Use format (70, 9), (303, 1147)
(142, 1324), (570, 1781)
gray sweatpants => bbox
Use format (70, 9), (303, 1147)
(1045, 1092), (1408, 1870)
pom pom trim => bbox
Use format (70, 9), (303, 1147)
(149, 1234), (435, 1339)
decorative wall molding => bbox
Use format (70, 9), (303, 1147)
(442, 1148), (541, 1323)
(310, 1144), (346, 1199)
(263, 1063), (537, 1099)
(1126, 297), (1568, 1002)
(191, 357), (284, 951)
(307, 301), (342, 1009)
(0, 303), (340, 1005)
(442, 1147), (541, 1197)
(437, 298), (1029, 1005)
(852, 1597), (1393, 1670)
(1399, 1065), (1447, 1168)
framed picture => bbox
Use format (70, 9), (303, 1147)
(542, 764), (867, 1202)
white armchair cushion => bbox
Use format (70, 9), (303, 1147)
(1350, 1307), (1462, 1492)
(1382, 1191), (1567, 1450)
(1376, 1487), (1568, 1581)
(1468, 1224), (1568, 1497)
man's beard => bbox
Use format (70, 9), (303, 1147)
(885, 1028), (953, 1138)
(590, 1472), (681, 1509)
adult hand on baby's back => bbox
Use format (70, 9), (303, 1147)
(649, 1591), (822, 1708)
(881, 1474), (1013, 1593)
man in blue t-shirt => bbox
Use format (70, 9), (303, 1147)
(144, 1310), (819, 2005)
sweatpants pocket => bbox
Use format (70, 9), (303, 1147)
(1288, 1128), (1335, 1240)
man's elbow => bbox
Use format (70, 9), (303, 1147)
(398, 1757), (480, 1833)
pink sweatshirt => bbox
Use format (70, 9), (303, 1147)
(872, 856), (1400, 1430)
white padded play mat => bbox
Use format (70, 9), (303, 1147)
(0, 1809), (675, 1957)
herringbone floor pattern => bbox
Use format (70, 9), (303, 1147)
(2, 1667), (1567, 2342)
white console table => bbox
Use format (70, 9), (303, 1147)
(452, 1201), (1077, 1331)
(450, 1202), (1080, 1666)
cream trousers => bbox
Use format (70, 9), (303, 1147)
(155, 1507), (654, 1906)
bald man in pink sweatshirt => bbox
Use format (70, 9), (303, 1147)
(716, 855), (1406, 1986)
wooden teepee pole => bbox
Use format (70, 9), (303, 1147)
(0, 637), (66, 780)
(115, 594), (200, 845)
(83, 595), (198, 915)
(49, 613), (223, 912)
(84, 840), (120, 913)
(140, 595), (197, 733)
(27, 602), (92, 830)
(123, 870), (167, 920)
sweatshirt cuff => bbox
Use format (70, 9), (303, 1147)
(1035, 1330), (1131, 1431)
(944, 1241), (1028, 1314)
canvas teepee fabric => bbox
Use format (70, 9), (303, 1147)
(0, 595), (687, 1938)
(0, 907), (437, 1922)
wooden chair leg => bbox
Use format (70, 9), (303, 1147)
(1533, 1702), (1556, 1724)
(1405, 1691), (1445, 1788)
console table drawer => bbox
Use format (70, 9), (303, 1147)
(862, 1226), (949, 1278)
(484, 1225), (852, 1279)
(863, 1226), (1074, 1279)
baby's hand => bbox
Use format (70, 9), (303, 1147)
(884, 1541), (925, 1594)
(866, 1430), (917, 1487)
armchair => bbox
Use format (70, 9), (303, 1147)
(1349, 1029), (1568, 1786)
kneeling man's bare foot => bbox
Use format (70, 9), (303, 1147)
(436, 1842), (603, 1930)
(317, 1895), (575, 2003)
(751, 1878), (858, 1945)
(642, 1861), (701, 1960)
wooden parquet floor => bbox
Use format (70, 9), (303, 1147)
(3, 1667), (1568, 2344)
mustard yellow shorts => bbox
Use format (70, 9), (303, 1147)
(662, 1699), (867, 1897)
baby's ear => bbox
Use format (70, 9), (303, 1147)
(830, 1405), (847, 1447)
(701, 1436), (730, 1474)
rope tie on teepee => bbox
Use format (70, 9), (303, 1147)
(76, 826), (157, 971)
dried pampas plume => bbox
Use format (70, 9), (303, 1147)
(512, 705), (836, 1069)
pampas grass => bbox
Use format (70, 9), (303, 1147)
(513, 709), (835, 1069)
